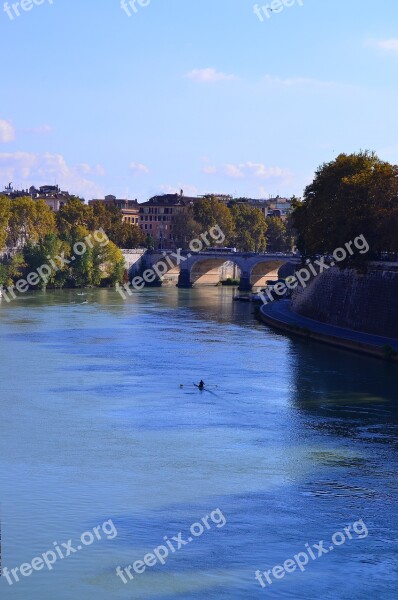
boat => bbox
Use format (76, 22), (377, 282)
(233, 295), (252, 302)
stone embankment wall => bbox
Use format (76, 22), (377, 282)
(121, 249), (147, 275)
(292, 264), (398, 339)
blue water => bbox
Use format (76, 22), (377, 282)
(0, 287), (397, 599)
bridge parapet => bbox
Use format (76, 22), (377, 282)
(123, 249), (301, 289)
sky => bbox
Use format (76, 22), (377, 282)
(1, 0), (398, 202)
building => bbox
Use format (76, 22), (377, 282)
(1, 183), (81, 211)
(89, 195), (140, 225)
(29, 185), (80, 211)
(200, 194), (233, 204)
(266, 197), (292, 220)
(229, 196), (292, 220)
(139, 191), (201, 247)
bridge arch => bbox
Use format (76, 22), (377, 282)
(189, 256), (242, 286)
(249, 259), (293, 288)
(149, 255), (181, 286)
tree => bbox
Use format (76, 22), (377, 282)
(23, 234), (68, 288)
(292, 151), (398, 258)
(87, 202), (145, 248)
(34, 200), (57, 240)
(56, 198), (91, 239)
(0, 195), (11, 251)
(100, 241), (125, 285)
(193, 197), (235, 243)
(231, 204), (268, 251)
(145, 234), (155, 250)
(172, 209), (202, 249)
(266, 217), (293, 252)
(114, 221), (146, 248)
(0, 253), (25, 287)
(7, 197), (56, 248)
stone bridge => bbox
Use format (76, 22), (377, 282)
(124, 249), (301, 291)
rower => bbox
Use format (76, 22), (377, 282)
(198, 380), (205, 390)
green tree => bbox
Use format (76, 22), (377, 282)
(193, 197), (235, 243)
(115, 221), (146, 248)
(0, 195), (11, 251)
(0, 253), (25, 287)
(56, 198), (91, 239)
(145, 234), (155, 250)
(8, 197), (56, 248)
(231, 204), (268, 251)
(34, 199), (57, 241)
(100, 241), (125, 284)
(292, 151), (398, 258)
(172, 209), (202, 249)
(23, 234), (68, 289)
(87, 202), (145, 248)
(266, 217), (293, 252)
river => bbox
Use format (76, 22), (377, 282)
(0, 287), (397, 599)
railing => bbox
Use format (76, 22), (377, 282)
(120, 248), (147, 254)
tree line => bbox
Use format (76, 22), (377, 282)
(0, 196), (145, 289)
(172, 197), (294, 252)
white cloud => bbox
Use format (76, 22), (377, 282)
(78, 163), (105, 176)
(204, 161), (291, 181)
(26, 124), (53, 135)
(367, 38), (398, 52)
(0, 120), (15, 143)
(245, 162), (287, 178)
(0, 152), (103, 198)
(203, 165), (217, 174)
(263, 74), (335, 88)
(129, 162), (150, 175)
(224, 164), (245, 179)
(186, 67), (236, 83)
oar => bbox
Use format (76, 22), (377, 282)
(193, 383), (219, 397)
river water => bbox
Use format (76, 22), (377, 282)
(0, 287), (397, 599)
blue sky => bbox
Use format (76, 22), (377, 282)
(1, 0), (398, 201)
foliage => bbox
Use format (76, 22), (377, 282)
(87, 202), (145, 248)
(7, 196), (56, 248)
(0, 197), (131, 290)
(172, 209), (202, 249)
(193, 197), (235, 242)
(292, 151), (398, 259)
(145, 234), (155, 250)
(0, 195), (11, 251)
(0, 253), (25, 287)
(23, 234), (68, 288)
(230, 204), (267, 251)
(266, 216), (294, 252)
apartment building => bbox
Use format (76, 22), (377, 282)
(89, 195), (140, 225)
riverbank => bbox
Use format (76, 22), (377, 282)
(259, 300), (398, 362)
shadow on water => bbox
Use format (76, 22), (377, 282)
(286, 338), (398, 444)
